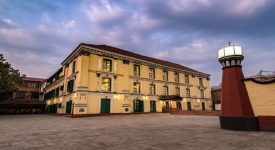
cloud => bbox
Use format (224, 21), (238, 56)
(0, 0), (274, 86)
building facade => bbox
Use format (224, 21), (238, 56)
(211, 85), (221, 111)
(12, 77), (45, 101)
(44, 43), (211, 116)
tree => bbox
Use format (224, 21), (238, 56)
(0, 53), (25, 100)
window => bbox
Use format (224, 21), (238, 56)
(163, 86), (169, 95)
(149, 68), (155, 79)
(199, 78), (203, 86)
(174, 73), (179, 83)
(149, 84), (156, 95)
(16, 92), (26, 98)
(175, 87), (180, 96)
(102, 77), (111, 91)
(185, 75), (189, 84)
(103, 59), (112, 72)
(30, 82), (38, 88)
(133, 65), (140, 76)
(67, 80), (74, 93)
(200, 89), (204, 98)
(186, 88), (190, 97)
(72, 61), (76, 73)
(133, 82), (141, 94)
(60, 85), (64, 91)
(55, 87), (59, 97)
(163, 70), (168, 81)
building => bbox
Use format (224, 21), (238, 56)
(44, 43), (211, 116)
(211, 85), (221, 111)
(12, 77), (45, 101)
(244, 71), (275, 116)
(0, 77), (46, 115)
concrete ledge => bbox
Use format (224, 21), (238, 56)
(71, 112), (162, 118)
(220, 116), (259, 131)
(171, 111), (220, 116)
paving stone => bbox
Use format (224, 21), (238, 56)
(0, 114), (275, 150)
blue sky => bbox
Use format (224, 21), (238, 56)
(0, 0), (274, 85)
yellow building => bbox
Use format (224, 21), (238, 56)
(44, 43), (211, 117)
(244, 71), (275, 116)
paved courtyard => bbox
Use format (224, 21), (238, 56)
(0, 114), (275, 150)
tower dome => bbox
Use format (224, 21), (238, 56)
(218, 44), (244, 68)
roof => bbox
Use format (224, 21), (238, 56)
(244, 70), (275, 84)
(211, 85), (221, 91)
(23, 77), (45, 82)
(63, 43), (210, 77)
(46, 67), (63, 82)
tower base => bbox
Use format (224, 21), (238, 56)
(219, 116), (259, 131)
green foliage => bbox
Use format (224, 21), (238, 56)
(0, 53), (25, 100)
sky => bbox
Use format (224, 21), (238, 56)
(0, 0), (275, 86)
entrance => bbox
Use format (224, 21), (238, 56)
(176, 101), (182, 110)
(187, 102), (192, 111)
(150, 100), (156, 112)
(165, 101), (170, 108)
(202, 102), (206, 111)
(101, 99), (111, 113)
(134, 99), (144, 112)
(66, 100), (72, 114)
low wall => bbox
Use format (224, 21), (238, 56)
(258, 116), (275, 131)
(0, 101), (46, 115)
(171, 110), (220, 116)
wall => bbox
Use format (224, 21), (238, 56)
(245, 80), (275, 116)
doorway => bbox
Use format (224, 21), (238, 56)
(202, 102), (206, 111)
(150, 100), (156, 112)
(134, 99), (144, 112)
(66, 100), (72, 114)
(187, 102), (192, 111)
(176, 101), (182, 110)
(101, 99), (111, 113)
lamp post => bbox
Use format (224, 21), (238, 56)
(218, 43), (259, 131)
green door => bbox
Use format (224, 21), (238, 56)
(140, 100), (144, 112)
(66, 100), (72, 114)
(150, 101), (156, 112)
(134, 100), (144, 112)
(187, 102), (192, 111)
(176, 101), (182, 110)
(53, 104), (57, 113)
(101, 99), (111, 113)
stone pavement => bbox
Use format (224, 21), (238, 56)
(0, 114), (274, 150)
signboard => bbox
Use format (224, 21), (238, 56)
(74, 103), (87, 107)
(122, 104), (130, 107)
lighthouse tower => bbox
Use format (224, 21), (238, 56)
(218, 43), (259, 131)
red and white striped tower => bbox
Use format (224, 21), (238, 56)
(218, 43), (259, 131)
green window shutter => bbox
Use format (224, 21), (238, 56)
(71, 80), (74, 93)
(67, 81), (71, 93)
